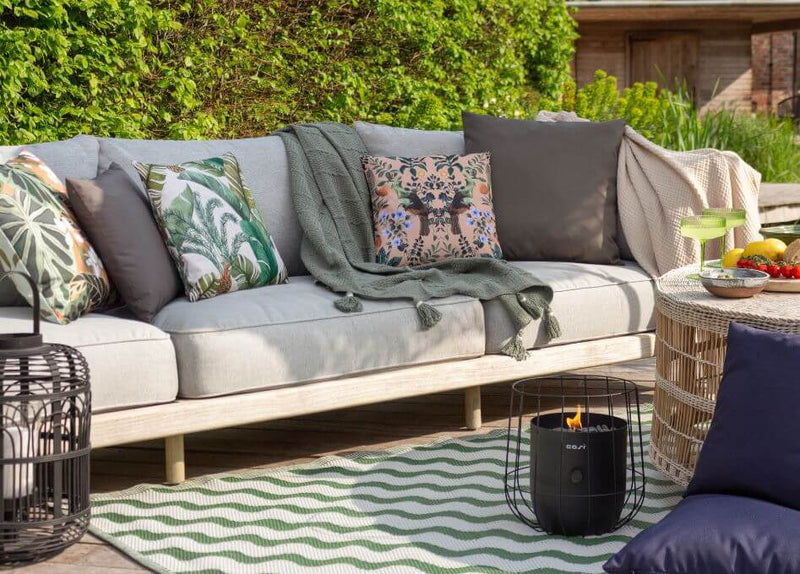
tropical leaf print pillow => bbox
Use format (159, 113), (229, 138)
(362, 152), (503, 267)
(134, 153), (288, 301)
(0, 151), (114, 324)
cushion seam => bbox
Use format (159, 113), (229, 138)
(485, 327), (656, 354)
(547, 278), (653, 294)
(70, 336), (173, 349)
(93, 396), (177, 414)
(158, 298), (479, 335)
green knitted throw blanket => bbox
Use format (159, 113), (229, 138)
(275, 122), (560, 360)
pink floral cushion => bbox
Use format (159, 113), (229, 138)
(363, 153), (503, 267)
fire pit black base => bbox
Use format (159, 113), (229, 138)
(504, 376), (646, 537)
(530, 412), (627, 536)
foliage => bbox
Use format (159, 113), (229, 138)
(562, 71), (800, 182)
(711, 113), (800, 184)
(0, 0), (576, 143)
(560, 71), (668, 140)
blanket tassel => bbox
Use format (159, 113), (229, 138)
(335, 292), (363, 313)
(501, 335), (528, 361)
(517, 293), (561, 341)
(543, 306), (561, 340)
(415, 300), (442, 330)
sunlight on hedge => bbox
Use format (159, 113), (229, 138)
(4, 3), (795, 183)
(0, 0), (576, 143)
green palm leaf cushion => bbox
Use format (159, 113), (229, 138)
(133, 153), (288, 301)
(0, 151), (115, 324)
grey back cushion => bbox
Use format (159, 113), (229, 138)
(0, 135), (100, 306)
(463, 112), (624, 264)
(355, 121), (465, 157)
(97, 136), (305, 277)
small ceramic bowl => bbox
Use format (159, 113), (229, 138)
(699, 267), (770, 299)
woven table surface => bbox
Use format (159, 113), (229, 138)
(657, 265), (800, 335)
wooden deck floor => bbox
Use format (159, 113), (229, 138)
(12, 357), (656, 573)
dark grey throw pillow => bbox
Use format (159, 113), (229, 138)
(463, 112), (625, 264)
(66, 163), (182, 322)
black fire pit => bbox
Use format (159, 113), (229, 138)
(504, 376), (645, 536)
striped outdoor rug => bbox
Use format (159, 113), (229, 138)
(89, 409), (682, 573)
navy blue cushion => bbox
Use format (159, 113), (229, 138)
(604, 494), (800, 574)
(686, 322), (800, 510)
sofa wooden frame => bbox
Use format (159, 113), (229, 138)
(91, 333), (656, 483)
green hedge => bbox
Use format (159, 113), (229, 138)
(0, 0), (576, 144)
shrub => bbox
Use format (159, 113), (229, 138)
(714, 113), (800, 184)
(0, 0), (175, 143)
(0, 0), (576, 143)
(565, 71), (800, 182)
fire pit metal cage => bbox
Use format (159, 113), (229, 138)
(504, 375), (646, 536)
(0, 271), (91, 564)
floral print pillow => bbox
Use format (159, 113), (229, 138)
(363, 152), (503, 267)
(134, 153), (288, 302)
(0, 151), (114, 324)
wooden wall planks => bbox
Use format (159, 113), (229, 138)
(574, 21), (753, 111)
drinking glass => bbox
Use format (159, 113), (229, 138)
(680, 215), (727, 279)
(702, 207), (746, 257)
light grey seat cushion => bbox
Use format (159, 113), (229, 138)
(97, 136), (305, 277)
(0, 307), (179, 413)
(0, 136), (100, 306)
(153, 276), (485, 398)
(355, 121), (465, 157)
(483, 261), (655, 353)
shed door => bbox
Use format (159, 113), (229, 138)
(629, 33), (699, 96)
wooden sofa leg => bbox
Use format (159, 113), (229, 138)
(464, 386), (482, 430)
(164, 434), (185, 485)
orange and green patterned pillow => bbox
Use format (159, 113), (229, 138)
(362, 152), (503, 267)
(0, 151), (114, 324)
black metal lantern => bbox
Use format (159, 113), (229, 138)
(505, 375), (645, 536)
(0, 271), (91, 564)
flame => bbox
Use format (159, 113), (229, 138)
(566, 404), (583, 431)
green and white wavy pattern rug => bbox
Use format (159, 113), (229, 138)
(90, 410), (682, 573)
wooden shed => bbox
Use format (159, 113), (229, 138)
(569, 0), (800, 111)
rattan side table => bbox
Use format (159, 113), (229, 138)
(652, 265), (800, 485)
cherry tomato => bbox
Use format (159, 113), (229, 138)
(767, 264), (781, 278)
(757, 263), (768, 273)
(782, 265), (796, 279)
(793, 266), (800, 280)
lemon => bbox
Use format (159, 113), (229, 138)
(764, 237), (787, 255)
(742, 240), (785, 262)
(741, 241), (765, 258)
(722, 248), (745, 268)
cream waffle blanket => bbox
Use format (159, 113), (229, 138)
(537, 111), (761, 276)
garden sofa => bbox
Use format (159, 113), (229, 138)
(0, 123), (657, 483)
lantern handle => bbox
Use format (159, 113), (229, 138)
(0, 271), (40, 335)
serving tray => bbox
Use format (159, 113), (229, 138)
(766, 278), (800, 293)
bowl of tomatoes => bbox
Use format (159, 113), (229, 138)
(736, 256), (800, 292)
